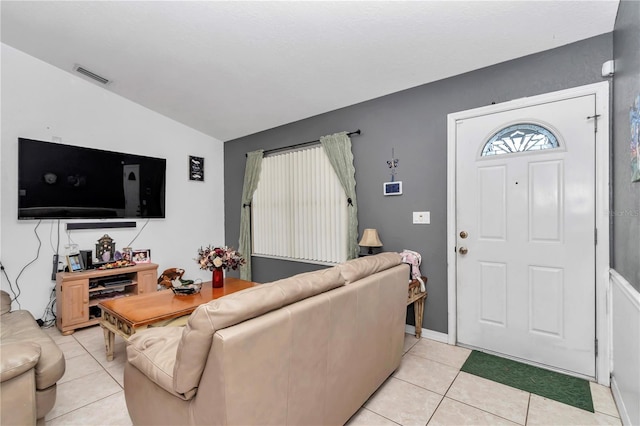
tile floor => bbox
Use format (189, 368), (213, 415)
(42, 326), (622, 425)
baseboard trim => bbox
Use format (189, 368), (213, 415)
(611, 376), (632, 426)
(405, 325), (449, 343)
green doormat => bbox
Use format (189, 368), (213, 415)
(461, 350), (593, 412)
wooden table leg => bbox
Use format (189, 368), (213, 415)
(414, 297), (425, 338)
(102, 325), (115, 362)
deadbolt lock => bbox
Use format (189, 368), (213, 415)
(458, 247), (468, 255)
(459, 231), (468, 239)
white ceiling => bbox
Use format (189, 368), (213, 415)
(1, 1), (619, 142)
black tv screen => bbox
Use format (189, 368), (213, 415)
(18, 138), (166, 220)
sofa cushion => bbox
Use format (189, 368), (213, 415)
(0, 310), (65, 390)
(127, 327), (185, 399)
(173, 267), (345, 398)
(337, 252), (403, 284)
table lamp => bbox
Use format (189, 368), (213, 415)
(359, 228), (383, 255)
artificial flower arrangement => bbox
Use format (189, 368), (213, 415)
(196, 245), (245, 271)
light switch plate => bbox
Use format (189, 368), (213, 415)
(413, 211), (430, 224)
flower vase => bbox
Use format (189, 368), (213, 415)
(212, 267), (224, 288)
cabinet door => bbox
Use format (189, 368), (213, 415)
(62, 279), (89, 326)
(137, 270), (157, 294)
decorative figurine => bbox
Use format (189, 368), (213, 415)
(95, 234), (115, 263)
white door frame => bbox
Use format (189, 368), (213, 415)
(446, 82), (611, 385)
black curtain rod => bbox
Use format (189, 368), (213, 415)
(245, 129), (361, 157)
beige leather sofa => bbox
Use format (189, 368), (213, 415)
(0, 291), (66, 425)
(124, 253), (408, 425)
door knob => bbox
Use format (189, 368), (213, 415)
(459, 231), (468, 239)
(458, 247), (468, 255)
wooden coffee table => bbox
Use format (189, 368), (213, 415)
(98, 277), (258, 361)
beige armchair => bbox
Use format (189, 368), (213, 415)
(0, 291), (65, 425)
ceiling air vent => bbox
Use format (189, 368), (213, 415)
(73, 65), (110, 85)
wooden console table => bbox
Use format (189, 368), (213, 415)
(55, 263), (158, 335)
(408, 276), (428, 338)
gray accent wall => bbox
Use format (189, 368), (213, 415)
(613, 0), (640, 291)
(224, 34), (612, 333)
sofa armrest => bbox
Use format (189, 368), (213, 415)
(0, 290), (12, 315)
(126, 327), (187, 399)
(0, 342), (41, 382)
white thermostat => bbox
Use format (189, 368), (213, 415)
(383, 181), (402, 196)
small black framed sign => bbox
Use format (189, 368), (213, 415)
(189, 156), (204, 181)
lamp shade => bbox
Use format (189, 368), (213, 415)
(359, 229), (383, 247)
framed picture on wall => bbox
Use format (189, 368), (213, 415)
(189, 156), (204, 181)
(630, 93), (640, 183)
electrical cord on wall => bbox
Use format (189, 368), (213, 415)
(40, 287), (57, 328)
(42, 220), (61, 326)
(127, 218), (150, 247)
(49, 219), (60, 253)
(10, 220), (43, 307)
(66, 228), (78, 247)
(0, 261), (21, 310)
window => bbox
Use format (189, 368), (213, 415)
(482, 123), (559, 156)
(252, 146), (348, 264)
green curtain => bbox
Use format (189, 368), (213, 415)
(320, 132), (359, 260)
(238, 150), (264, 281)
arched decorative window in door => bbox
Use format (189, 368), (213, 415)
(482, 123), (559, 156)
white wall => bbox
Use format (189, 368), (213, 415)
(610, 270), (640, 426)
(1, 43), (225, 317)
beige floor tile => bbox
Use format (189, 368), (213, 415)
(42, 315), (626, 426)
(365, 377), (443, 426)
(42, 326), (76, 345)
(527, 394), (621, 426)
(407, 339), (471, 369)
(105, 359), (126, 388)
(45, 370), (122, 421)
(446, 372), (529, 425)
(393, 353), (459, 395)
(428, 397), (519, 426)
(74, 326), (110, 353)
(45, 391), (132, 426)
(90, 340), (127, 366)
(58, 352), (104, 384)
(590, 382), (620, 418)
(403, 333), (419, 354)
(57, 339), (89, 360)
(346, 407), (400, 425)
(71, 324), (103, 339)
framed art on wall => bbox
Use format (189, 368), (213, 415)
(630, 93), (639, 183)
(189, 156), (204, 181)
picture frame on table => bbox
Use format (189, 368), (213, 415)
(66, 253), (84, 272)
(132, 249), (151, 263)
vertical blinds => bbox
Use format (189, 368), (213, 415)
(252, 146), (348, 263)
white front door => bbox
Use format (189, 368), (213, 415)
(455, 94), (596, 377)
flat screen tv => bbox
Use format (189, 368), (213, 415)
(18, 138), (166, 220)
